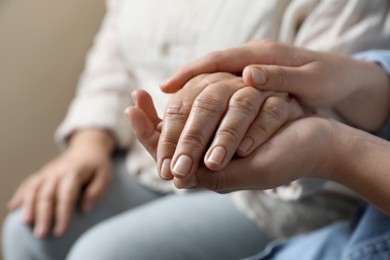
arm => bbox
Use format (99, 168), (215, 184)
(329, 120), (390, 215)
(7, 0), (133, 238)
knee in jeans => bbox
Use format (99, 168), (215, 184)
(2, 210), (35, 259)
(67, 229), (118, 260)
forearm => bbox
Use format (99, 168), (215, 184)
(326, 120), (390, 215)
(334, 58), (390, 132)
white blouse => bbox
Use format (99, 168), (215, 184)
(55, 0), (390, 237)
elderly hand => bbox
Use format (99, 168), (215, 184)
(126, 87), (303, 188)
(161, 40), (390, 132)
(7, 129), (114, 238)
(128, 89), (390, 216)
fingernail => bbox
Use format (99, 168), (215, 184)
(161, 159), (172, 179)
(251, 68), (266, 85)
(207, 146), (226, 165)
(173, 155), (192, 177)
(238, 137), (254, 153)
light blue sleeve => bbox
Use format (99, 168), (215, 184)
(353, 50), (390, 140)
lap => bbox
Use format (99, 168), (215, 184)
(3, 157), (267, 260)
(2, 157), (162, 260)
(67, 191), (268, 260)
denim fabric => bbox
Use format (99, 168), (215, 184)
(2, 157), (268, 260)
(248, 205), (390, 260)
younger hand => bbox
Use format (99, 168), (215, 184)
(161, 40), (390, 132)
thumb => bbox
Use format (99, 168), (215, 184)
(243, 64), (306, 96)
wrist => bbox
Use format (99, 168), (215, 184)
(335, 59), (390, 132)
(321, 120), (372, 186)
(309, 119), (351, 182)
(68, 129), (116, 155)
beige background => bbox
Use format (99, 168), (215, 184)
(0, 0), (105, 258)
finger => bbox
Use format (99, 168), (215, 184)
(170, 78), (246, 179)
(161, 41), (311, 93)
(242, 64), (316, 104)
(126, 90), (162, 163)
(172, 174), (198, 189)
(157, 74), (218, 180)
(80, 165), (112, 214)
(34, 177), (57, 238)
(190, 161), (250, 193)
(131, 89), (161, 126)
(7, 179), (31, 211)
(237, 96), (304, 157)
(127, 107), (160, 158)
(203, 88), (271, 170)
(21, 177), (41, 225)
(54, 171), (82, 237)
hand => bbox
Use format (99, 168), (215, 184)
(161, 40), (390, 132)
(126, 88), (304, 188)
(7, 129), (115, 238)
(128, 90), (390, 216)
(158, 73), (303, 183)
(194, 116), (336, 193)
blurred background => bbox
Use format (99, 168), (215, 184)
(0, 0), (105, 258)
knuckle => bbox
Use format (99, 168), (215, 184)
(185, 74), (211, 90)
(229, 93), (258, 115)
(195, 76), (219, 90)
(66, 171), (83, 184)
(179, 132), (206, 150)
(262, 97), (287, 123)
(272, 65), (289, 86)
(217, 127), (241, 143)
(39, 190), (53, 201)
(158, 134), (179, 151)
(193, 95), (225, 115)
(205, 51), (225, 69)
(165, 101), (191, 118)
(38, 200), (51, 210)
(251, 120), (270, 136)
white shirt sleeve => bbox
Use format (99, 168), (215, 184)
(54, 0), (135, 149)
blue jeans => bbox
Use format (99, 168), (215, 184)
(2, 157), (358, 260)
(2, 158), (268, 260)
(249, 205), (390, 260)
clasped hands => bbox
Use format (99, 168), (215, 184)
(126, 40), (390, 192)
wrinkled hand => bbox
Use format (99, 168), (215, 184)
(126, 88), (304, 189)
(161, 40), (389, 132)
(7, 130), (114, 238)
(158, 73), (303, 185)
